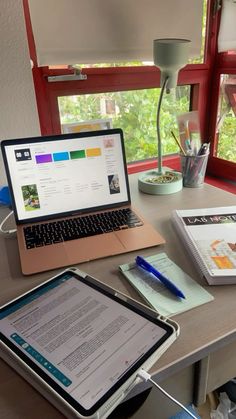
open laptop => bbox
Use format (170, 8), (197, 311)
(1, 129), (165, 275)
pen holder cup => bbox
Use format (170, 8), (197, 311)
(180, 152), (209, 188)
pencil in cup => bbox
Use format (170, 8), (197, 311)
(171, 131), (186, 155)
(180, 152), (209, 187)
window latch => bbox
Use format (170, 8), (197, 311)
(47, 67), (87, 82)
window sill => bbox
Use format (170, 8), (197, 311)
(128, 156), (236, 195)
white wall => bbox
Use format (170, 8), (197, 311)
(0, 0), (40, 184)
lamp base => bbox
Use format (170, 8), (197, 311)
(138, 168), (183, 195)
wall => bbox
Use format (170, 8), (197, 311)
(0, 0), (40, 184)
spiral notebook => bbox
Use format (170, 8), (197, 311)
(172, 206), (236, 285)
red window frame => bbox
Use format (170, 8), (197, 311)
(207, 53), (236, 181)
(23, 0), (235, 180)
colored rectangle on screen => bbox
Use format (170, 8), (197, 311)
(86, 148), (101, 157)
(53, 152), (69, 162)
(70, 150), (86, 159)
(35, 154), (52, 164)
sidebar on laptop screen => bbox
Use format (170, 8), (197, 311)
(4, 132), (129, 222)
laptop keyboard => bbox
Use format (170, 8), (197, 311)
(23, 208), (143, 249)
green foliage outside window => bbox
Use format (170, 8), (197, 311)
(217, 115), (236, 163)
(58, 87), (190, 163)
(216, 75), (236, 163)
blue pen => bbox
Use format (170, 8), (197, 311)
(135, 256), (185, 299)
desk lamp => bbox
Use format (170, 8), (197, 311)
(138, 38), (191, 194)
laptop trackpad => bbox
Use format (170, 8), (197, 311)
(115, 225), (165, 250)
(19, 233), (125, 275)
(65, 233), (125, 263)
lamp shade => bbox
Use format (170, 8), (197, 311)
(153, 38), (190, 89)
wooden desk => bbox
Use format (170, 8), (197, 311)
(0, 174), (236, 418)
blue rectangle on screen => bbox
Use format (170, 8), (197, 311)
(53, 152), (69, 162)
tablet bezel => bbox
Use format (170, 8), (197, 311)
(0, 268), (176, 417)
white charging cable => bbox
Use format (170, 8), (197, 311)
(0, 210), (16, 236)
(137, 370), (199, 419)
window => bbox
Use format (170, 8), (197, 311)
(205, 0), (236, 182)
(58, 86), (190, 163)
(24, 0), (235, 180)
(206, 50), (236, 181)
(216, 74), (236, 163)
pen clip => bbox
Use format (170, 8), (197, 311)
(136, 256), (149, 271)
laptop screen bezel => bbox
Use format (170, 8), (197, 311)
(1, 129), (131, 225)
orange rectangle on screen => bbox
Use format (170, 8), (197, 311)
(86, 148), (101, 157)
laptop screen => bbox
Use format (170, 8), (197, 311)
(1, 129), (130, 224)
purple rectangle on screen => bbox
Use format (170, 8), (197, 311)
(36, 154), (52, 164)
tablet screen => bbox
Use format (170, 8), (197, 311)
(0, 271), (173, 416)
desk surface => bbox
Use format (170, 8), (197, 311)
(0, 174), (236, 419)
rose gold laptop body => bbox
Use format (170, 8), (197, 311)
(1, 129), (165, 275)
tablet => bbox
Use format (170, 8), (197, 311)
(0, 268), (179, 418)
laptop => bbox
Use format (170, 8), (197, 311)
(1, 129), (165, 275)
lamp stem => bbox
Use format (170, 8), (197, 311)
(156, 76), (169, 175)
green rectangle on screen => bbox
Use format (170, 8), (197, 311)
(70, 150), (86, 159)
